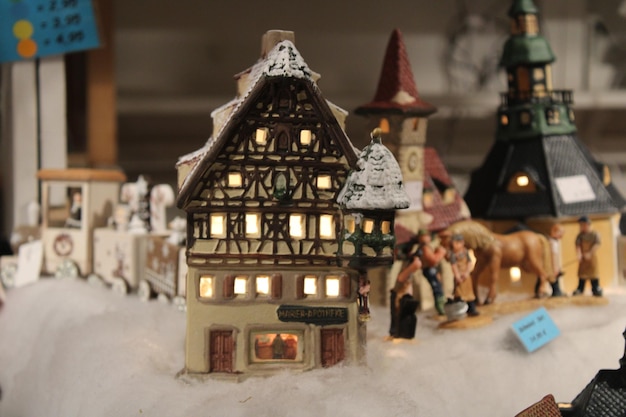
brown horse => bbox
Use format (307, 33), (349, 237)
(443, 220), (553, 304)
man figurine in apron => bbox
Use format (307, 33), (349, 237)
(573, 216), (603, 297)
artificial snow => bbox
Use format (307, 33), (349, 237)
(1, 279), (625, 417)
(338, 138), (410, 210)
(263, 41), (312, 79)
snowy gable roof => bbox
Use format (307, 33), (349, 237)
(337, 130), (410, 210)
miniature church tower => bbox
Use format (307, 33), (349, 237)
(176, 30), (406, 378)
(355, 29), (436, 234)
(464, 0), (625, 294)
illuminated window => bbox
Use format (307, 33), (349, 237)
(533, 68), (545, 81)
(256, 275), (270, 296)
(255, 128), (268, 145)
(228, 172), (243, 187)
(381, 220), (391, 234)
(443, 188), (456, 204)
(603, 165), (612, 186)
(362, 218), (375, 234)
(304, 275), (317, 295)
(568, 109), (575, 122)
(546, 108), (560, 125)
(500, 114), (509, 126)
(289, 214), (304, 238)
(300, 130), (312, 145)
(423, 191), (434, 208)
(510, 267), (521, 283)
(251, 332), (302, 362)
(507, 172), (536, 193)
(246, 214), (260, 237)
(325, 276), (340, 297)
(210, 214), (226, 238)
(525, 15), (538, 35)
(234, 276), (248, 295)
(317, 175), (332, 190)
(344, 216), (356, 233)
(319, 215), (334, 239)
(379, 118), (390, 133)
(199, 275), (214, 298)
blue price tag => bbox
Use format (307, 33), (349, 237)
(0, 0), (100, 63)
(511, 307), (560, 352)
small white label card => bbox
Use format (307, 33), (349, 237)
(512, 307), (560, 352)
(14, 240), (44, 288)
(555, 175), (595, 204)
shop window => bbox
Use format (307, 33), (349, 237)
(234, 276), (248, 295)
(199, 275), (214, 299)
(245, 213), (260, 237)
(304, 275), (318, 295)
(228, 172), (243, 187)
(256, 275), (270, 296)
(317, 175), (332, 190)
(289, 214), (304, 238)
(251, 331), (303, 362)
(255, 127), (268, 145)
(210, 214), (226, 238)
(299, 129), (312, 146)
(319, 215), (334, 239)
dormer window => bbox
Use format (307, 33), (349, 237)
(317, 175), (332, 190)
(508, 172), (536, 193)
(299, 129), (312, 145)
(255, 128), (268, 145)
(228, 172), (243, 187)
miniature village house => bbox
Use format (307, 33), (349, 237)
(176, 30), (406, 377)
(463, 0), (625, 295)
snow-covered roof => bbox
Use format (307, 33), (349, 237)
(337, 132), (410, 210)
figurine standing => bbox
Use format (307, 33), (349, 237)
(416, 229), (447, 315)
(389, 245), (421, 339)
(533, 223), (565, 297)
(573, 216), (602, 297)
(448, 234), (479, 316)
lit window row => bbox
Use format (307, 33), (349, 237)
(226, 171), (332, 190)
(254, 128), (314, 146)
(208, 213), (335, 239)
(198, 274), (348, 300)
(499, 107), (574, 128)
(344, 216), (391, 234)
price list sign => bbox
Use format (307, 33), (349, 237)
(0, 0), (100, 63)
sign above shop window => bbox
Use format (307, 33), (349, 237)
(0, 0), (100, 63)
(277, 305), (348, 325)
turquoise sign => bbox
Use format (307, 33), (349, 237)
(512, 307), (560, 352)
(0, 0), (100, 63)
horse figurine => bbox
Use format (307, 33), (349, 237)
(442, 220), (553, 304)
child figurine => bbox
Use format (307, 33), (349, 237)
(415, 229), (447, 315)
(573, 216), (602, 296)
(389, 244), (421, 339)
(65, 191), (82, 228)
(448, 234), (479, 317)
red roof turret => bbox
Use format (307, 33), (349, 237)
(356, 29), (436, 117)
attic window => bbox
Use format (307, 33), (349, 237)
(228, 172), (243, 187)
(300, 130), (312, 145)
(255, 128), (269, 145)
(508, 172), (536, 192)
(317, 175), (332, 190)
(210, 214), (226, 238)
(319, 214), (334, 239)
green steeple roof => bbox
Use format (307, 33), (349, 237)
(509, 0), (539, 16)
(500, 35), (555, 68)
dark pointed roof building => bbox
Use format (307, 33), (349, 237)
(464, 0), (625, 219)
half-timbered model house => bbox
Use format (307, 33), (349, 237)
(176, 30), (406, 378)
(464, 0), (625, 296)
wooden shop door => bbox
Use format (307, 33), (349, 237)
(209, 331), (234, 373)
(320, 328), (344, 367)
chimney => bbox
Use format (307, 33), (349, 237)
(261, 30), (295, 57)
